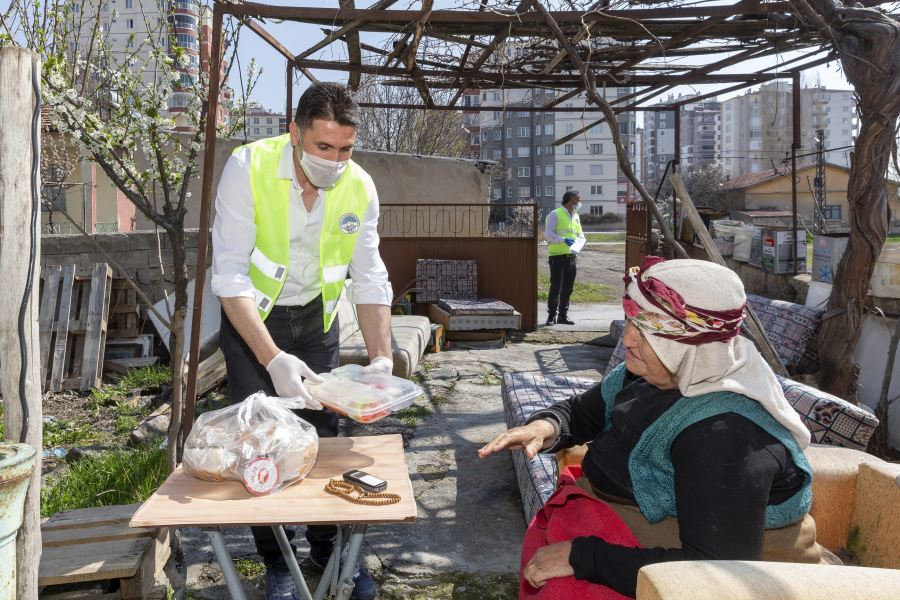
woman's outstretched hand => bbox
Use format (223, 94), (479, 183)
(478, 420), (557, 460)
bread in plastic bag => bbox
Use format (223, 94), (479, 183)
(182, 391), (319, 495)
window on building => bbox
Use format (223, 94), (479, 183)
(517, 147), (530, 158)
(590, 185), (603, 195)
(267, 128), (273, 134)
(590, 205), (603, 215)
(590, 164), (603, 175)
(492, 149), (501, 160)
(565, 123), (574, 134)
(590, 143), (602, 155)
(507, 128), (512, 138)
(535, 124), (542, 136)
(493, 129), (501, 141)
(536, 146), (542, 156)
(518, 167), (530, 177)
(127, 18), (134, 28)
(588, 124), (602, 135)
(253, 118), (259, 124)
(823, 205), (842, 220)
(266, 118), (272, 124)
(254, 127), (260, 134)
(545, 124), (554, 135)
(545, 145), (555, 155)
(564, 165), (574, 176)
(564, 144), (574, 155)
(535, 166), (541, 177)
(492, 188), (502, 200)
(518, 186), (531, 197)
(506, 147), (512, 159)
(125, 0), (132, 7)
(507, 186), (513, 197)
(518, 126), (530, 137)
(535, 187), (542, 197)
(545, 165), (554, 176)
(545, 185), (554, 197)
(471, 133), (480, 145)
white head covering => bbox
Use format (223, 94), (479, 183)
(625, 259), (810, 449)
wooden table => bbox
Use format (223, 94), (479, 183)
(131, 435), (416, 600)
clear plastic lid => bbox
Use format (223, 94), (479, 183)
(308, 364), (424, 423)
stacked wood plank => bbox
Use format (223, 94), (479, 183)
(40, 504), (170, 600)
(107, 279), (141, 339)
(39, 263), (112, 392)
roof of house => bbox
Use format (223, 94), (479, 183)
(721, 162), (818, 191)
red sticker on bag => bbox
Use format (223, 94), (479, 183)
(243, 457), (279, 495)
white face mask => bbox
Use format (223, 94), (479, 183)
(573, 202), (582, 211)
(294, 143), (348, 189)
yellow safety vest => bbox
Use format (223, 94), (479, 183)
(547, 206), (583, 256)
(238, 134), (371, 331)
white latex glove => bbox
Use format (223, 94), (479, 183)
(265, 351), (324, 409)
(363, 356), (394, 377)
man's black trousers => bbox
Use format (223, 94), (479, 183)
(219, 297), (340, 568)
(547, 253), (577, 319)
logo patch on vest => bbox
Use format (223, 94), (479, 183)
(339, 212), (361, 234)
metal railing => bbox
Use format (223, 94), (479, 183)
(378, 203), (538, 239)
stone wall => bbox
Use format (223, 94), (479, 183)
(41, 230), (207, 304)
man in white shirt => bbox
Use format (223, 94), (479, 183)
(212, 82), (388, 600)
(544, 190), (585, 326)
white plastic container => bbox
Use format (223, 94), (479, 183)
(732, 226), (756, 262)
(309, 364), (424, 423)
(710, 219), (745, 257)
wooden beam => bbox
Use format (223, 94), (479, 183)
(542, 0), (608, 74)
(0, 46), (43, 600)
(243, 18), (318, 82)
(294, 0), (401, 61)
(342, 0), (363, 90)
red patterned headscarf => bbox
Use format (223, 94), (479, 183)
(623, 256), (745, 345)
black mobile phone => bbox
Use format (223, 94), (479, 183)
(343, 470), (388, 493)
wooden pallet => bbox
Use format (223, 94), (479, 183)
(39, 263), (113, 392)
(40, 504), (170, 600)
(108, 279), (141, 339)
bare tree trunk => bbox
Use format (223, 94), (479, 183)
(789, 1), (900, 399)
(166, 228), (190, 471)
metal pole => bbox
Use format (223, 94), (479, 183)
(206, 529), (249, 600)
(273, 526), (314, 600)
(286, 62), (294, 127)
(672, 109), (681, 241)
(184, 3), (224, 439)
(335, 525), (367, 600)
(792, 72), (801, 274)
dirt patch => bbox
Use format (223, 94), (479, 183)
(538, 243), (626, 288)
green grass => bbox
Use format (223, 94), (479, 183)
(43, 418), (98, 447)
(393, 404), (432, 427)
(537, 273), (618, 303)
(92, 364), (171, 404)
(41, 446), (168, 517)
(234, 558), (266, 579)
(584, 232), (625, 243)
(478, 370), (502, 386)
(887, 235), (900, 243)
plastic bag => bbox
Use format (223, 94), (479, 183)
(182, 391), (319, 495)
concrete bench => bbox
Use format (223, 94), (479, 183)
(336, 282), (430, 380)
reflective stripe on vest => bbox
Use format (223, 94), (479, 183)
(239, 133), (371, 331)
(547, 206), (583, 256)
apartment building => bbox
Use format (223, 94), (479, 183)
(241, 103), (288, 141)
(721, 83), (856, 178)
(643, 95), (721, 184)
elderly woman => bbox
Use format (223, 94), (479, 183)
(480, 258), (827, 599)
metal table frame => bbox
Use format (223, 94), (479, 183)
(205, 523), (368, 600)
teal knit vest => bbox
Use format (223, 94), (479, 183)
(600, 363), (812, 529)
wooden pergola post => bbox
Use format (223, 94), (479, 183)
(0, 46), (43, 600)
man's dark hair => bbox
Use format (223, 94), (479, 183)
(562, 190), (580, 205)
(294, 82), (359, 131)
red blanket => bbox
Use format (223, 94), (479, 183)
(520, 466), (641, 600)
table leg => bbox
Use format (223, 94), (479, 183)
(334, 525), (367, 600)
(272, 525), (314, 600)
(313, 527), (341, 600)
(205, 528), (248, 600)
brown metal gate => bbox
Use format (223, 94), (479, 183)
(625, 200), (650, 270)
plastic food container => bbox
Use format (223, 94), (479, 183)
(309, 364), (424, 423)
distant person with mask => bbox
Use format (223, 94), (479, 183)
(211, 82), (390, 600)
(544, 191), (586, 326)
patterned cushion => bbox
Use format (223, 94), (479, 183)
(610, 319), (626, 342)
(501, 372), (597, 523)
(746, 294), (823, 374)
(777, 376), (878, 451)
(415, 259), (477, 302)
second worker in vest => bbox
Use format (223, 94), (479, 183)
(211, 83), (390, 600)
(544, 191), (586, 326)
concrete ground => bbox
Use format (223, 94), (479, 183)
(538, 302), (624, 332)
(176, 340), (612, 599)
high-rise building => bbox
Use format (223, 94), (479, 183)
(554, 89), (637, 217)
(462, 90), (482, 160)
(478, 89), (557, 215)
(720, 83), (856, 178)
(69, 0), (228, 131)
(642, 94), (721, 185)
